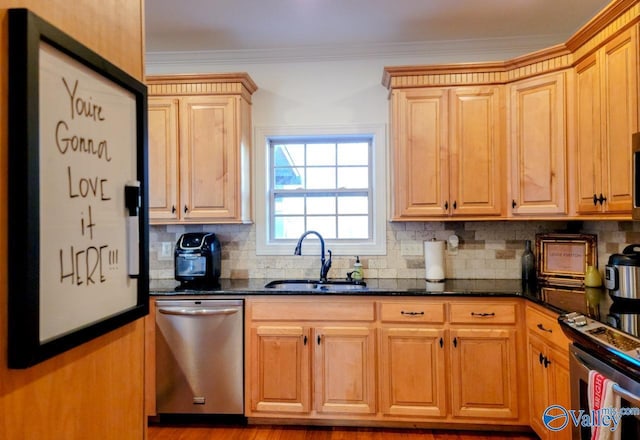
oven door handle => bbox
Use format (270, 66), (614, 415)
(613, 384), (640, 407)
(158, 307), (239, 316)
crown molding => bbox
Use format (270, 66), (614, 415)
(145, 35), (564, 68)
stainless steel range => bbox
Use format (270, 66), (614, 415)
(560, 310), (640, 439)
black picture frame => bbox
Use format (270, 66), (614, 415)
(7, 8), (149, 368)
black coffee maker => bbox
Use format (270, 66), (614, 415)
(174, 232), (221, 285)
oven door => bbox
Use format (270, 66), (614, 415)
(570, 344), (640, 439)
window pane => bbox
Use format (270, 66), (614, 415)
(274, 144), (305, 167)
(307, 143), (335, 166)
(306, 196), (336, 215)
(338, 216), (369, 239)
(307, 216), (336, 239)
(338, 196), (368, 214)
(274, 196), (304, 215)
(337, 167), (368, 188)
(274, 216), (305, 239)
(274, 166), (304, 189)
(338, 142), (369, 166)
(307, 167), (336, 189)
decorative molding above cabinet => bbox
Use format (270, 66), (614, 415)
(383, 0), (639, 221)
(146, 73), (258, 224)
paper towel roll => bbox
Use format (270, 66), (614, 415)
(424, 240), (445, 282)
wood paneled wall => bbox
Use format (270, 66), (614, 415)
(0, 1), (146, 439)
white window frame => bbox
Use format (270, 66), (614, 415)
(254, 124), (387, 256)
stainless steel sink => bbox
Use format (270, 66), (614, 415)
(264, 279), (367, 292)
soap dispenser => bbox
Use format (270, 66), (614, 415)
(353, 256), (363, 281)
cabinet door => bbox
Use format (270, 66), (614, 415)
(314, 326), (376, 415)
(148, 97), (180, 221)
(379, 327), (447, 417)
(449, 328), (519, 419)
(528, 333), (552, 439)
(390, 88), (449, 218)
(449, 86), (504, 216)
(179, 95), (239, 221)
(509, 73), (567, 215)
(575, 53), (603, 214)
(547, 344), (571, 440)
(249, 325), (311, 414)
(600, 26), (638, 214)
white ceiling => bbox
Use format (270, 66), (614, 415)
(145, 0), (612, 62)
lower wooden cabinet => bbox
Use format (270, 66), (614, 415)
(379, 327), (447, 417)
(245, 297), (528, 427)
(526, 304), (571, 440)
(449, 327), (519, 419)
(249, 325), (311, 414)
(246, 298), (377, 419)
(314, 326), (377, 415)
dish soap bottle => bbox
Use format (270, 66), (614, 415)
(521, 240), (536, 287)
(352, 256), (363, 281)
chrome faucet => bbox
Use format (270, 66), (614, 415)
(293, 230), (332, 282)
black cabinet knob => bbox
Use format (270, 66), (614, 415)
(512, 200), (517, 209)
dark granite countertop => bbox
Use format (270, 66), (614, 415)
(151, 278), (525, 296)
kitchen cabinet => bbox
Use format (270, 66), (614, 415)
(146, 74), (257, 224)
(508, 71), (569, 216)
(574, 25), (638, 216)
(314, 326), (377, 415)
(389, 86), (505, 220)
(526, 304), (571, 440)
(378, 301), (447, 417)
(246, 298), (377, 419)
(448, 301), (521, 420)
(249, 325), (311, 414)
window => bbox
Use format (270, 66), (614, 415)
(255, 124), (386, 256)
(270, 137), (371, 240)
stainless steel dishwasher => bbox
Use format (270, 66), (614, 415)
(155, 299), (244, 415)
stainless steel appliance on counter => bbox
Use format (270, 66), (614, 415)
(155, 299), (244, 416)
(605, 244), (640, 301)
(174, 232), (221, 285)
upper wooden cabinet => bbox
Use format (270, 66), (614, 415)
(389, 85), (505, 220)
(508, 71), (569, 216)
(574, 25), (639, 216)
(384, 2), (640, 221)
(146, 74), (257, 224)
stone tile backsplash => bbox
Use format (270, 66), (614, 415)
(149, 221), (640, 280)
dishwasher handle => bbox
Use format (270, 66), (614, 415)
(158, 307), (240, 317)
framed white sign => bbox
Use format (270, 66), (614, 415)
(8, 9), (149, 368)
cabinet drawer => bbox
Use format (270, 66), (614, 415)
(250, 299), (375, 322)
(379, 301), (445, 323)
(526, 306), (570, 350)
(449, 302), (517, 324)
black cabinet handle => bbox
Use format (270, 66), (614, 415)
(453, 337), (458, 348)
(598, 193), (607, 205)
(171, 205), (176, 214)
(317, 335), (321, 345)
(439, 337), (443, 348)
(184, 205), (188, 213)
(470, 312), (496, 317)
(401, 311), (425, 316)
(453, 201), (457, 210)
(303, 336), (308, 345)
(593, 194), (598, 206)
(444, 201), (449, 210)
(512, 200), (517, 209)
(537, 323), (553, 333)
(539, 352), (544, 365)
(543, 357), (551, 368)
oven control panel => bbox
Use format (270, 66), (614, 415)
(562, 312), (640, 360)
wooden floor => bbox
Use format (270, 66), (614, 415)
(147, 424), (539, 440)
